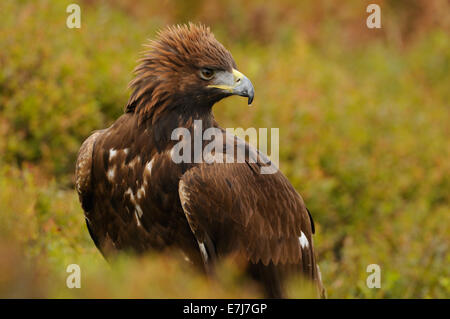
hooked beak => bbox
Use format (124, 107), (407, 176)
(208, 69), (255, 105)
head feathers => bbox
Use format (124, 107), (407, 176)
(126, 23), (236, 123)
(150, 23), (236, 71)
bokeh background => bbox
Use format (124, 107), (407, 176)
(0, 0), (449, 298)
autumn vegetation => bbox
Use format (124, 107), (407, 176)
(0, 0), (448, 298)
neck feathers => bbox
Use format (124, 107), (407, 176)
(127, 89), (215, 152)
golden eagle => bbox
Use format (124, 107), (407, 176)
(75, 24), (324, 298)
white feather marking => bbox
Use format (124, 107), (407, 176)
(107, 167), (115, 181)
(125, 187), (136, 204)
(109, 149), (118, 161)
(137, 186), (146, 199)
(135, 204), (143, 218)
(145, 159), (154, 176)
(198, 241), (208, 262)
(135, 211), (142, 227)
(299, 231), (309, 249)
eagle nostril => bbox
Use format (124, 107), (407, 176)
(236, 78), (241, 83)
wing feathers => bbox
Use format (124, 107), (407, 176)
(178, 162), (317, 270)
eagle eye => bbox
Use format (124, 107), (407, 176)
(199, 68), (215, 81)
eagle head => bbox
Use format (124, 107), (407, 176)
(126, 23), (254, 123)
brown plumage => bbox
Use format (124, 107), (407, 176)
(75, 23), (324, 298)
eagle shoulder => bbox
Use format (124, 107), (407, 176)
(75, 130), (104, 210)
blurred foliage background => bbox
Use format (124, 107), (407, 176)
(0, 0), (449, 298)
